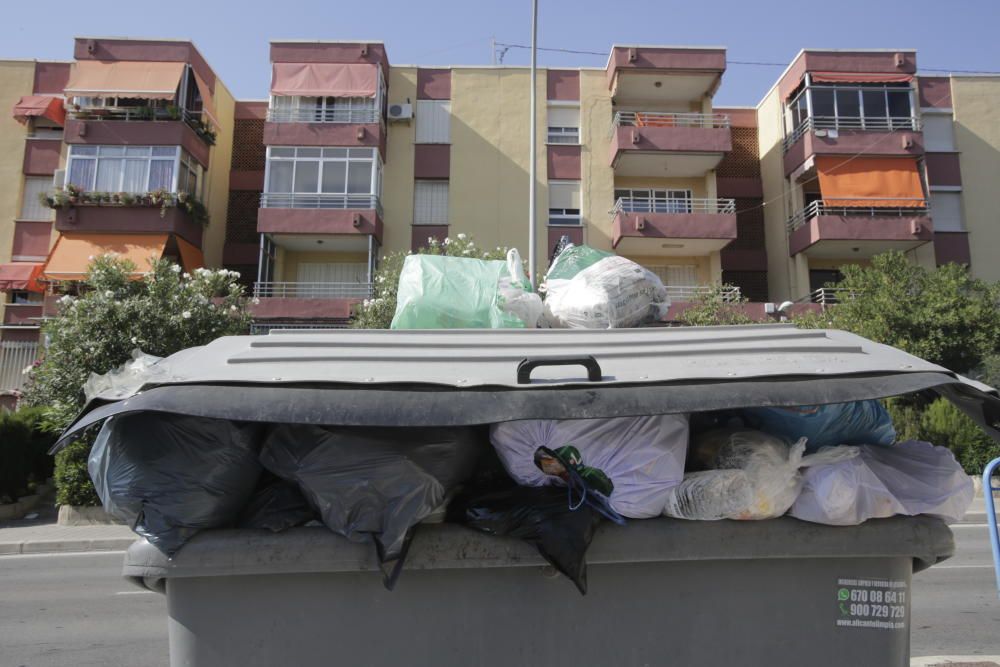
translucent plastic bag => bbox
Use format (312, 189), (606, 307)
(666, 429), (856, 521)
(88, 413), (264, 555)
(391, 251), (540, 329)
(790, 440), (974, 525)
(740, 400), (896, 451)
(544, 243), (614, 283)
(490, 415), (688, 519)
(542, 256), (671, 329)
(84, 349), (168, 402)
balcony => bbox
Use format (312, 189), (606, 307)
(262, 110), (385, 154)
(609, 111), (731, 177)
(253, 282), (373, 299)
(783, 116), (922, 176)
(64, 113), (211, 168)
(250, 282), (371, 321)
(796, 287), (856, 307)
(258, 194), (383, 241)
(664, 285), (741, 302)
(54, 200), (204, 246)
(606, 46), (726, 105)
(611, 196), (737, 255)
(1, 303), (43, 330)
(786, 199), (933, 257)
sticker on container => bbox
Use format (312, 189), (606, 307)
(835, 578), (907, 631)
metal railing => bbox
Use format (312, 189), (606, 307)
(664, 285), (742, 302)
(68, 105), (203, 125)
(253, 282), (374, 299)
(611, 111), (731, 135)
(783, 115), (921, 151)
(0, 341), (39, 393)
(266, 108), (380, 123)
(796, 287), (859, 306)
(259, 193), (383, 216)
(983, 457), (1000, 599)
(786, 198), (929, 232)
(612, 197), (736, 216)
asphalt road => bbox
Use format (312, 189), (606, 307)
(0, 512), (997, 667)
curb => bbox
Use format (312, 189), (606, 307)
(0, 537), (136, 556)
(910, 657), (1000, 666)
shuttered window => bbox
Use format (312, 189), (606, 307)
(930, 191), (964, 232)
(416, 100), (451, 143)
(20, 177), (53, 221)
(413, 181), (449, 225)
(547, 105), (580, 144)
(922, 114), (956, 152)
(548, 181), (581, 226)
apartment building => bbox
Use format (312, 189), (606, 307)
(0, 37), (998, 402)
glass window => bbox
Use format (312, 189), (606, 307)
(862, 90), (887, 121)
(887, 90), (912, 118)
(264, 147), (380, 200)
(66, 145), (182, 194)
(347, 161), (372, 194)
(267, 161), (294, 192)
(321, 161), (347, 193)
(810, 88), (835, 117)
(294, 161), (320, 192)
(836, 89), (860, 118)
(548, 105), (580, 144)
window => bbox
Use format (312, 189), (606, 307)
(930, 191), (964, 232)
(547, 105), (580, 144)
(791, 85), (916, 133)
(922, 114), (956, 152)
(413, 181), (449, 225)
(20, 177), (53, 221)
(614, 188), (691, 214)
(271, 96), (377, 123)
(296, 262), (368, 284)
(416, 100), (451, 143)
(66, 145), (193, 195)
(265, 147), (381, 200)
(548, 181), (581, 225)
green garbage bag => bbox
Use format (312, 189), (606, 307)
(391, 253), (540, 329)
(544, 244), (614, 282)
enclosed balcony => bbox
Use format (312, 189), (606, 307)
(609, 111), (731, 177)
(611, 194), (737, 255)
(786, 199), (932, 257)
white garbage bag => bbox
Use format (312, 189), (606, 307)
(542, 256), (671, 329)
(498, 249), (543, 328)
(490, 414), (689, 519)
(790, 440), (974, 525)
(665, 429), (856, 521)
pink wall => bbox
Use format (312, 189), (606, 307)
(715, 107), (757, 128)
(257, 208), (383, 242)
(918, 77), (952, 109)
(11, 222), (51, 259)
(546, 70), (579, 101)
(933, 231), (971, 266)
(414, 144), (450, 179)
(784, 130), (923, 176)
(788, 214), (933, 256)
(33, 62), (71, 95)
(924, 153), (962, 187)
(716, 177), (763, 198)
(269, 43), (389, 79)
(73, 38), (216, 92)
(411, 225), (448, 252)
(64, 118), (210, 168)
(229, 170), (265, 191)
(778, 51), (916, 100)
(547, 227), (583, 259)
(612, 211), (737, 248)
(416, 69), (451, 100)
(21, 139), (61, 176)
(611, 126), (731, 165)
(547, 145), (581, 180)
(55, 206), (203, 246)
(3, 305), (43, 327)
(251, 297), (357, 320)
(223, 242), (259, 265)
(262, 122), (385, 161)
(235, 101), (268, 120)
(607, 47), (726, 75)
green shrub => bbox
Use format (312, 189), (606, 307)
(54, 438), (101, 507)
(885, 396), (1000, 475)
(0, 412), (33, 503)
(676, 284), (758, 326)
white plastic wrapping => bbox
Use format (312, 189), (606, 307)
(790, 440), (974, 525)
(84, 348), (167, 402)
(490, 414), (689, 518)
(542, 256), (671, 329)
(498, 249), (543, 328)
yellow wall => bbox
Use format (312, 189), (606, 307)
(449, 68), (548, 276)
(620, 254), (712, 283)
(580, 69), (615, 253)
(756, 85), (797, 302)
(200, 79), (236, 268)
(952, 76), (1000, 283)
(382, 67), (417, 256)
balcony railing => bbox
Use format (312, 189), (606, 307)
(253, 282), (374, 299)
(665, 285), (742, 302)
(796, 287), (859, 307)
(266, 108), (380, 124)
(0, 341), (39, 393)
(783, 115), (922, 152)
(612, 197), (736, 216)
(610, 111), (730, 136)
(786, 198), (930, 232)
(259, 193), (383, 216)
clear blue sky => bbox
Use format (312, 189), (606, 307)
(2, 0), (998, 105)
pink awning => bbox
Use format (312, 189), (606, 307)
(0, 263), (44, 292)
(12, 96), (66, 125)
(271, 63), (378, 97)
(65, 61), (186, 100)
(192, 69), (218, 128)
(810, 72), (914, 85)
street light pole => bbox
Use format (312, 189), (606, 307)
(527, 0), (538, 286)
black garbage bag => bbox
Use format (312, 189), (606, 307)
(259, 424), (486, 588)
(88, 413), (264, 556)
(449, 485), (602, 595)
(237, 475), (318, 532)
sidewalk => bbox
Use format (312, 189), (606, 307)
(0, 498), (135, 556)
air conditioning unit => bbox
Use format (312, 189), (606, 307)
(387, 103), (412, 122)
(52, 169), (66, 189)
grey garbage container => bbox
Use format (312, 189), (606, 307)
(122, 515), (953, 667)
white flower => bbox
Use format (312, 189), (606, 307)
(181, 310), (192, 319)
(427, 237), (434, 244)
(443, 237), (451, 245)
(252, 297), (260, 305)
(457, 233), (467, 241)
(131, 337), (138, 343)
(182, 273), (190, 279)
(87, 255), (95, 261)
(58, 295), (74, 306)
(229, 305), (237, 312)
(171, 264), (182, 273)
(104, 290), (114, 298)
(21, 365), (33, 376)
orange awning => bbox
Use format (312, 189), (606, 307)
(175, 236), (205, 273)
(192, 69), (218, 128)
(271, 63), (378, 97)
(12, 96), (66, 125)
(42, 233), (170, 281)
(65, 61), (186, 100)
(810, 72), (913, 85)
(816, 156), (926, 208)
(0, 263), (44, 292)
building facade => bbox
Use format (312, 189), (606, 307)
(1, 38), (998, 401)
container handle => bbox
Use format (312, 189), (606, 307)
(516, 355), (602, 384)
